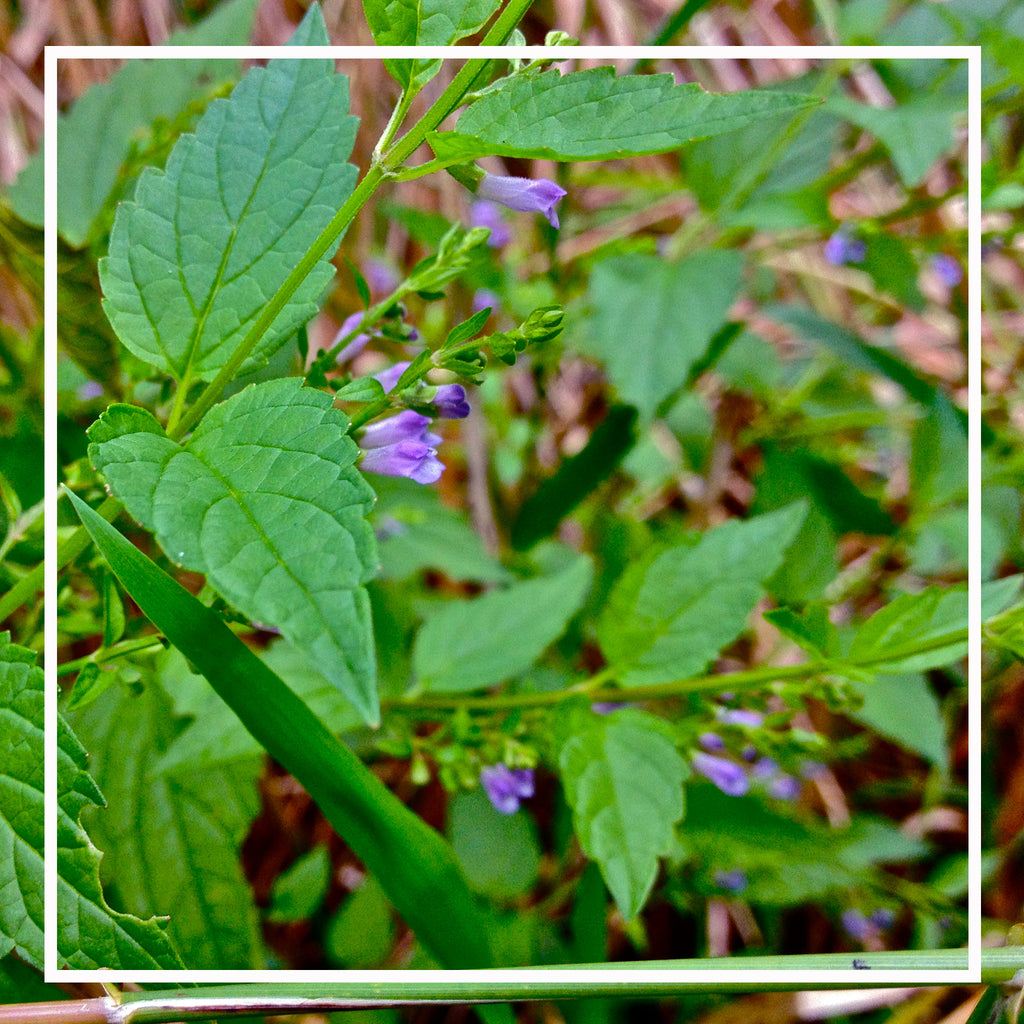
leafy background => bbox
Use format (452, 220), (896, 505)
(0, 0), (1021, 1021)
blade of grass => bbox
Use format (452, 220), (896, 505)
(64, 489), (498, 973)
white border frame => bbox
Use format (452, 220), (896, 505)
(45, 43), (982, 986)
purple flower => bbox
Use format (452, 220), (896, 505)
(713, 869), (748, 893)
(364, 259), (398, 296)
(470, 200), (512, 247)
(717, 708), (763, 728)
(931, 253), (963, 287)
(825, 227), (867, 265)
(699, 732), (726, 752)
(358, 410), (444, 485)
(374, 361), (412, 394)
(769, 774), (801, 801)
(334, 311), (371, 365)
(751, 757), (779, 780)
(476, 173), (567, 228)
(472, 289), (501, 316)
(77, 380), (104, 401)
(433, 383), (471, 419)
(800, 760), (827, 780)
(692, 752), (748, 797)
(869, 908), (895, 930)
(480, 764), (535, 814)
(591, 701), (628, 714)
(841, 909), (876, 942)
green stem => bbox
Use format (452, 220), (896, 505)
(56, 636), (166, 676)
(394, 628), (968, 712)
(7, 950), (1021, 1023)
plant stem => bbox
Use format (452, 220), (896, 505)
(394, 628), (968, 712)
(6, 950), (1022, 1024)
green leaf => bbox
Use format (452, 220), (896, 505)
(557, 708), (689, 920)
(849, 584), (967, 673)
(0, 635), (44, 968)
(599, 504), (806, 688)
(363, 0), (499, 44)
(580, 252), (744, 422)
(765, 603), (840, 659)
(88, 378), (380, 724)
(325, 876), (395, 969)
(99, 46), (357, 382)
(848, 673), (948, 770)
(449, 789), (541, 901)
(430, 68), (821, 163)
(267, 846), (332, 924)
(67, 677), (263, 968)
(413, 556), (593, 693)
(66, 489), (500, 971)
(827, 93), (962, 189)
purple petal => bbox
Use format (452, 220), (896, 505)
(476, 173), (567, 228)
(334, 311), (371, 365)
(698, 732), (726, 752)
(433, 383), (471, 419)
(470, 200), (512, 247)
(692, 752), (748, 797)
(374, 361), (412, 393)
(359, 410), (432, 448)
(480, 764), (535, 815)
(360, 440), (444, 484)
(713, 869), (748, 893)
(931, 253), (963, 286)
(717, 708), (763, 728)
(769, 774), (801, 801)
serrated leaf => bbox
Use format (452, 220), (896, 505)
(88, 377), (380, 724)
(68, 677), (262, 968)
(413, 556), (592, 693)
(849, 585), (967, 673)
(558, 708), (688, 920)
(364, 0), (499, 45)
(99, 47), (357, 382)
(580, 252), (743, 422)
(599, 504), (806, 688)
(430, 68), (820, 163)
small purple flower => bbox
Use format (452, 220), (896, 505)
(692, 752), (748, 797)
(717, 708), (763, 728)
(470, 200), (512, 247)
(374, 361), (412, 394)
(480, 764), (535, 815)
(740, 744), (758, 763)
(699, 732), (726, 752)
(869, 908), (895, 930)
(769, 774), (801, 801)
(472, 289), (501, 316)
(713, 869), (748, 893)
(591, 702), (628, 714)
(358, 410), (444, 485)
(476, 173), (567, 228)
(364, 259), (398, 296)
(334, 311), (371, 365)
(931, 253), (963, 287)
(825, 227), (867, 265)
(841, 909), (876, 942)
(751, 757), (779, 780)
(77, 380), (104, 401)
(433, 383), (471, 419)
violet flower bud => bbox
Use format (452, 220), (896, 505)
(470, 200), (512, 247)
(824, 227), (867, 265)
(698, 732), (725, 752)
(472, 288), (501, 316)
(692, 752), (748, 797)
(334, 311), (371, 365)
(931, 253), (963, 287)
(359, 410), (440, 449)
(717, 708), (763, 727)
(713, 869), (748, 893)
(841, 909), (875, 941)
(374, 361), (412, 393)
(480, 764), (535, 815)
(433, 383), (471, 419)
(591, 701), (628, 714)
(769, 774), (801, 801)
(364, 258), (398, 295)
(476, 173), (567, 228)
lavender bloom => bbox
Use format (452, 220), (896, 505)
(364, 258), (398, 295)
(433, 383), (471, 419)
(591, 701), (628, 714)
(717, 708), (763, 727)
(869, 908), (895, 930)
(931, 253), (963, 287)
(841, 909), (876, 941)
(374, 361), (412, 394)
(699, 732), (726, 752)
(692, 752), (748, 797)
(769, 774), (801, 801)
(713, 869), (748, 893)
(825, 227), (867, 265)
(358, 410), (444, 485)
(334, 311), (371, 365)
(476, 173), (567, 228)
(77, 380), (104, 401)
(751, 757), (779, 780)
(472, 288), (501, 316)
(480, 764), (535, 814)
(470, 200), (512, 247)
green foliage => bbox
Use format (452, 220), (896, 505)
(99, 28), (357, 382)
(557, 707), (689, 920)
(413, 556), (593, 693)
(580, 252), (744, 422)
(69, 675), (263, 968)
(266, 846), (332, 924)
(87, 379), (380, 724)
(363, 0), (499, 45)
(598, 504), (805, 688)
(430, 68), (821, 163)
